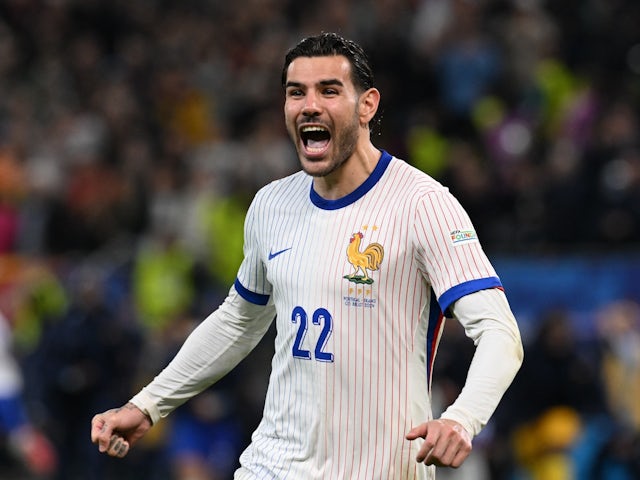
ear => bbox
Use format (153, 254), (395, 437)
(359, 87), (380, 126)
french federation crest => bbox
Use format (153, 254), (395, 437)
(343, 231), (384, 285)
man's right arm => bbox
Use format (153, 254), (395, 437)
(131, 284), (275, 424)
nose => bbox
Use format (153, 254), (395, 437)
(301, 92), (321, 117)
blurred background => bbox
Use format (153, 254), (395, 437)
(0, 0), (639, 479)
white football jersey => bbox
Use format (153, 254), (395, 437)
(233, 150), (501, 480)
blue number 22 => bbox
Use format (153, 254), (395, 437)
(291, 306), (334, 362)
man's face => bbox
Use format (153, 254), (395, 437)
(284, 55), (362, 178)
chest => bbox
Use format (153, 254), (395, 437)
(261, 203), (417, 304)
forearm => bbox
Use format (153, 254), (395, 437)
(130, 286), (275, 424)
(439, 288), (524, 437)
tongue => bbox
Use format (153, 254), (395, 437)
(308, 138), (329, 149)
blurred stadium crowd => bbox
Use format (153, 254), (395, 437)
(0, 0), (639, 479)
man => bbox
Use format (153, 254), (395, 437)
(91, 32), (523, 479)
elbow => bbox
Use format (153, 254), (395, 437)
(512, 333), (524, 372)
(516, 340), (524, 369)
(486, 327), (525, 373)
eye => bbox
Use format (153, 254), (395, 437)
(287, 88), (304, 97)
(322, 87), (339, 96)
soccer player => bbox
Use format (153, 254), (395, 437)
(91, 32), (524, 479)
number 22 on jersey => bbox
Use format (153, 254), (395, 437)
(291, 306), (334, 362)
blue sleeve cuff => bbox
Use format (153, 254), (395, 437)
(438, 277), (503, 317)
(234, 278), (270, 306)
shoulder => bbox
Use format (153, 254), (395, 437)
(385, 155), (452, 199)
(252, 170), (309, 204)
(381, 157), (475, 234)
(246, 170), (310, 224)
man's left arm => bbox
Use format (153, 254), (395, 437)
(439, 287), (524, 435)
(406, 287), (523, 467)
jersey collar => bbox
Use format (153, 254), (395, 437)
(309, 150), (393, 210)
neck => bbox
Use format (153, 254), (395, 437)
(313, 143), (381, 200)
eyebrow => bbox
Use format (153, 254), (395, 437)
(285, 78), (345, 89)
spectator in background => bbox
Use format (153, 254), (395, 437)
(576, 300), (640, 479)
(165, 384), (244, 480)
(0, 311), (56, 478)
(583, 101), (640, 246)
(433, 0), (502, 132)
(30, 265), (142, 480)
(596, 301), (640, 436)
(495, 308), (605, 479)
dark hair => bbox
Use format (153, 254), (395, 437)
(281, 32), (375, 92)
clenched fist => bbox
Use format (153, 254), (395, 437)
(91, 403), (152, 458)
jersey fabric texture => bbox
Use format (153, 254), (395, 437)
(233, 150), (501, 480)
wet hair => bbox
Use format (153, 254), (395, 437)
(281, 32), (375, 92)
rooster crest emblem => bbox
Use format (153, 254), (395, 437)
(343, 232), (384, 285)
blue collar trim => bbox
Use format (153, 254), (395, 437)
(309, 150), (392, 210)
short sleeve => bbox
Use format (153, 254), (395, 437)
(412, 190), (501, 315)
(235, 193), (273, 304)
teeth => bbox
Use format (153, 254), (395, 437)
(301, 126), (327, 132)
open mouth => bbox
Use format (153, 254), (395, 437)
(300, 125), (331, 156)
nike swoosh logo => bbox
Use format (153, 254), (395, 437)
(268, 247), (292, 260)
